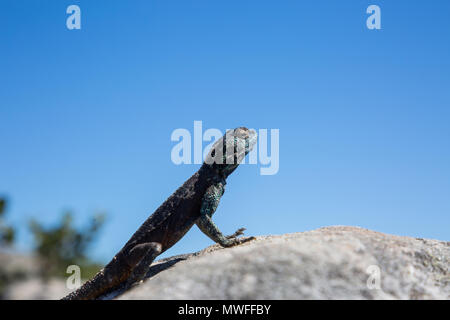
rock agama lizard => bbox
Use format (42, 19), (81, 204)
(62, 127), (257, 300)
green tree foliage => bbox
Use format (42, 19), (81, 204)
(0, 198), (15, 246)
(29, 211), (106, 280)
(0, 198), (20, 298)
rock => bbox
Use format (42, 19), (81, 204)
(4, 278), (69, 300)
(0, 251), (38, 277)
(0, 252), (70, 299)
(3, 226), (448, 299)
(117, 226), (449, 300)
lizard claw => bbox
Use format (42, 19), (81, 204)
(226, 227), (246, 239)
(237, 236), (256, 245)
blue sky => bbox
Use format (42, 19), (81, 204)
(1, 1), (449, 262)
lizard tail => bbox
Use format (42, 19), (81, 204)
(61, 259), (130, 300)
(61, 269), (112, 300)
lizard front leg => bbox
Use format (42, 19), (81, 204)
(196, 183), (254, 247)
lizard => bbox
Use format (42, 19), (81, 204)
(62, 127), (257, 300)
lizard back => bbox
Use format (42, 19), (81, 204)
(120, 165), (215, 255)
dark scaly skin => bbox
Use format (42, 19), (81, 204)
(62, 127), (257, 300)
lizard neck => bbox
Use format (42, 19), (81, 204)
(198, 164), (227, 185)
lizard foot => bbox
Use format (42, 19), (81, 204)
(222, 235), (255, 247)
(226, 227), (246, 239)
(237, 236), (256, 245)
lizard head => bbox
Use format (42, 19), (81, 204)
(203, 127), (257, 178)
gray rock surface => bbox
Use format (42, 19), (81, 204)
(2, 226), (449, 299)
(5, 278), (70, 300)
(117, 226), (449, 300)
(0, 252), (70, 299)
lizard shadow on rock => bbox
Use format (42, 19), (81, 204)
(100, 253), (193, 300)
(143, 253), (193, 280)
(100, 239), (255, 299)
